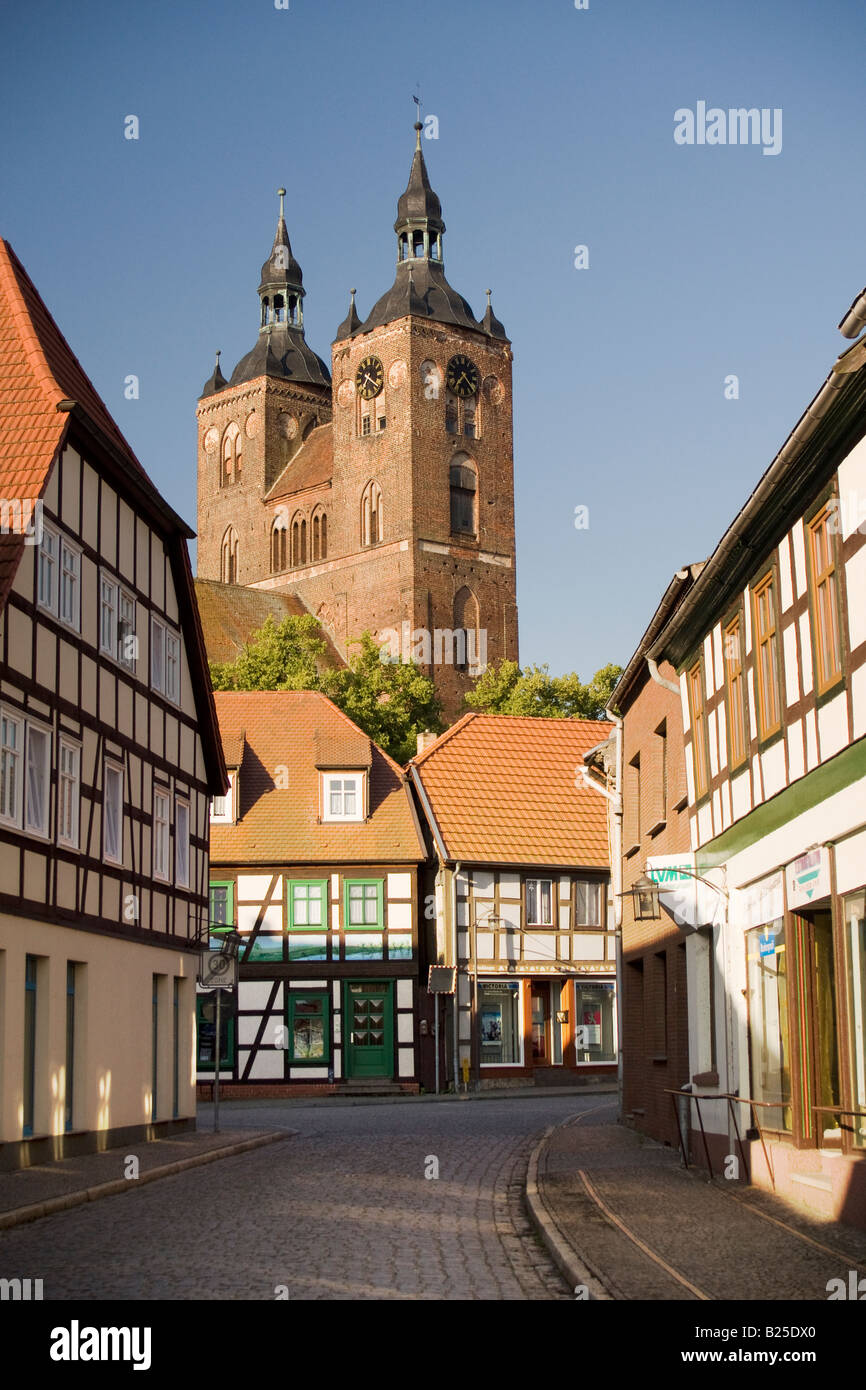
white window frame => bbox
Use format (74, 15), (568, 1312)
(0, 707), (24, 827)
(478, 978), (525, 1068)
(103, 760), (124, 865)
(151, 616), (181, 704)
(37, 523), (59, 615)
(165, 629), (180, 704)
(175, 796), (190, 888)
(526, 878), (554, 927)
(153, 788), (170, 881)
(57, 737), (81, 848)
(59, 538), (81, 631)
(24, 721), (51, 839)
(118, 587), (137, 672)
(210, 773), (234, 823)
(100, 573), (118, 657)
(576, 880), (602, 927)
(321, 772), (364, 822)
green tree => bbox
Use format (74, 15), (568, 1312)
(464, 659), (621, 721)
(209, 613), (327, 692)
(209, 617), (443, 764)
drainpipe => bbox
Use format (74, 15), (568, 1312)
(451, 861), (462, 1092)
(646, 657), (680, 696)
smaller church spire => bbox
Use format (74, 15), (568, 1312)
(481, 287), (508, 340)
(259, 186), (305, 331)
(200, 348), (228, 397)
(394, 122), (445, 265)
(335, 288), (362, 340)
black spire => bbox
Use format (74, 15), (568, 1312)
(481, 289), (507, 340)
(335, 288), (361, 340)
(200, 349), (228, 398)
(349, 125), (485, 338)
(223, 189), (330, 390)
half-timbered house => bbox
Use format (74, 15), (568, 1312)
(408, 714), (616, 1090)
(648, 295), (866, 1224)
(0, 240), (226, 1168)
(201, 691), (427, 1094)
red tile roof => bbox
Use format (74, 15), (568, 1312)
(211, 691), (426, 865)
(265, 423), (333, 501)
(408, 713), (614, 868)
(0, 239), (226, 793)
(194, 577), (344, 668)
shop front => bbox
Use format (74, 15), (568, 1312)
(473, 971), (617, 1084)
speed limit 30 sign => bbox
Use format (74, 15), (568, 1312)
(199, 951), (237, 990)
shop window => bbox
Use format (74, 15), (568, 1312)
(807, 502), (843, 694)
(574, 983), (616, 1063)
(196, 994), (235, 1070)
(526, 878), (553, 926)
(479, 981), (522, 1065)
(752, 572), (782, 739)
(745, 920), (791, 1131)
(287, 992), (329, 1063)
(812, 909), (842, 1143)
(844, 891), (866, 1148)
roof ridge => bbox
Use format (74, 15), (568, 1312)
(408, 710), (477, 767)
(0, 241), (66, 411)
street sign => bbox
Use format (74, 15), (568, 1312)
(199, 950), (237, 990)
(427, 965), (457, 994)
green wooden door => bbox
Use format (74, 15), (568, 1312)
(345, 982), (394, 1078)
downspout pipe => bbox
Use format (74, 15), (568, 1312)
(646, 657), (680, 696)
(451, 861), (461, 1091)
(583, 712), (624, 1117)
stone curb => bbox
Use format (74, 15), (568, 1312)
(524, 1123), (616, 1301)
(198, 1085), (619, 1111)
(0, 1130), (292, 1232)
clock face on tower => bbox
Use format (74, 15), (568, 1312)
(446, 354), (479, 399)
(356, 356), (384, 399)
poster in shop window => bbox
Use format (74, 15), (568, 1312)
(582, 1005), (601, 1047)
(481, 1006), (502, 1043)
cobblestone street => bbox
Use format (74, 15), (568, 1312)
(0, 1096), (584, 1301)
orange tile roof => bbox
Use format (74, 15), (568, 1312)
(0, 239), (226, 793)
(265, 423), (333, 501)
(211, 691), (426, 865)
(408, 713), (614, 868)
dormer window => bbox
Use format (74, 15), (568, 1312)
(322, 772), (365, 822)
(211, 771), (236, 823)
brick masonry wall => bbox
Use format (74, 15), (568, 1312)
(619, 661), (692, 1148)
(196, 313), (519, 722)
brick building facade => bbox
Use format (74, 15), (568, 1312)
(196, 129), (519, 719)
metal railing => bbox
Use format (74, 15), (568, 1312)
(664, 1089), (782, 1189)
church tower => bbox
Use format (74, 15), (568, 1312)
(196, 191), (332, 586)
(196, 131), (519, 720)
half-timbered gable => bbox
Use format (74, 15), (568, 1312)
(408, 714), (615, 1090)
(0, 240), (225, 1166)
(649, 314), (866, 1224)
(202, 691), (426, 1094)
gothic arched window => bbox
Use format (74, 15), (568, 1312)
(271, 514), (288, 573)
(291, 512), (307, 567)
(221, 527), (239, 585)
(453, 586), (481, 673)
(361, 481), (383, 546)
(312, 508), (328, 562)
(221, 423), (241, 486)
(450, 455), (477, 537)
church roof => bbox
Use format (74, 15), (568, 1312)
(195, 577), (343, 669)
(227, 324), (331, 391)
(349, 258), (484, 337)
(264, 422), (333, 501)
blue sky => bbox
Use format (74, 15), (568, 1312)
(2, 0), (864, 679)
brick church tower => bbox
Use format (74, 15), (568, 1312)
(197, 127), (519, 720)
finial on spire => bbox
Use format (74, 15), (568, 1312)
(486, 289), (492, 306)
(215, 349), (221, 366)
(277, 187), (286, 220)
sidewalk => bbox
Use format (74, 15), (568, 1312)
(0, 1128), (290, 1231)
(197, 1081), (618, 1110)
(527, 1109), (866, 1300)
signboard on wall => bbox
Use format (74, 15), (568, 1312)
(786, 848), (830, 910)
(646, 854), (725, 930)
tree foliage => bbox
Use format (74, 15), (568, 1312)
(209, 616), (443, 765)
(464, 659), (622, 721)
